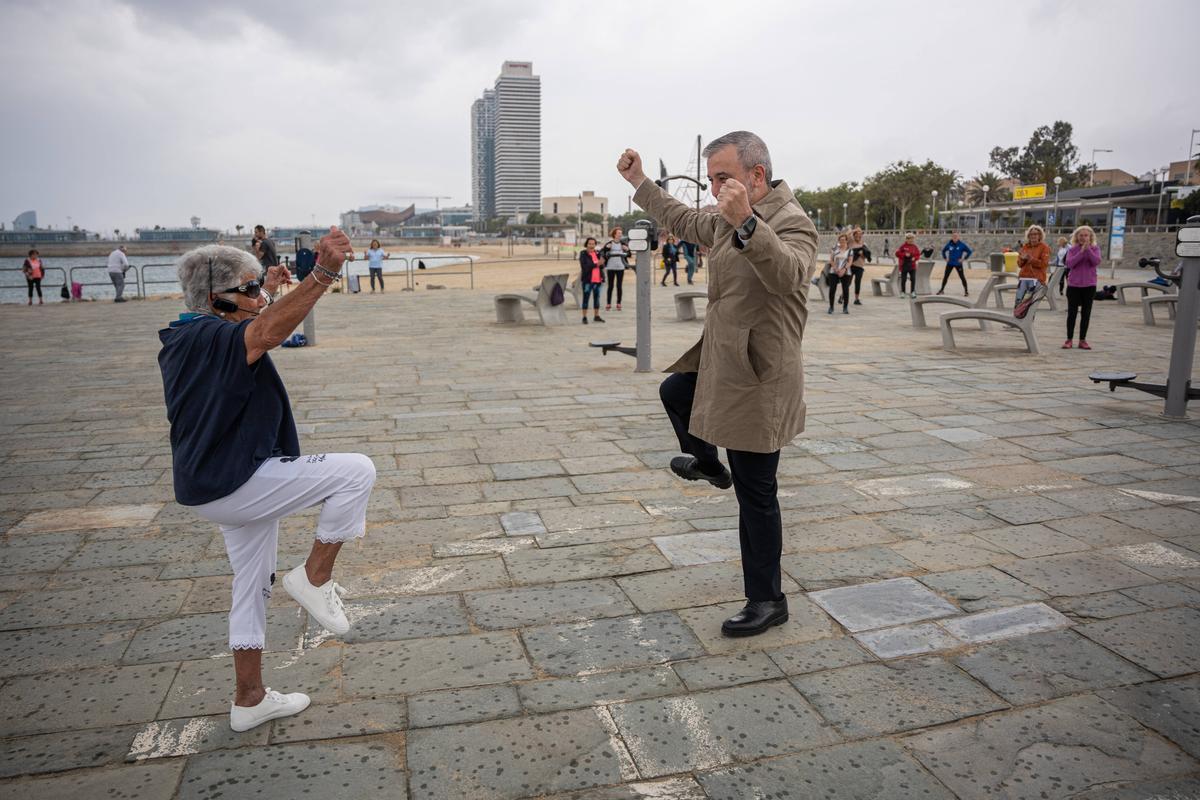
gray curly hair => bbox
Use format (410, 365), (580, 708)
(177, 245), (261, 313)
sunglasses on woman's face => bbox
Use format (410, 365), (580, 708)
(216, 278), (263, 298)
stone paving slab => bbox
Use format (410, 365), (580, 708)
(610, 680), (841, 778)
(0, 663), (177, 737)
(1000, 552), (1157, 596)
(522, 613), (705, 677)
(675, 597), (836, 654)
(1076, 607), (1200, 678)
(781, 545), (921, 588)
(464, 578), (636, 629)
(517, 666), (684, 714)
(306, 594), (471, 645)
(616, 561), (800, 613)
(790, 657), (1008, 737)
(123, 608), (304, 664)
(177, 739), (407, 799)
(502, 540), (670, 585)
(918, 565), (1048, 612)
(1099, 676), (1200, 759)
(671, 651), (784, 691)
(956, 629), (1155, 704)
(126, 715), (268, 761)
(903, 694), (1200, 800)
(407, 685), (521, 729)
(854, 622), (962, 659)
(766, 636), (876, 676)
(270, 698), (407, 743)
(343, 631), (533, 696)
(161, 647), (341, 718)
(697, 739), (957, 800)
(939, 601), (1072, 644)
(539, 776), (707, 800)
(0, 724), (141, 779)
(406, 708), (630, 800)
(0, 761), (184, 800)
(0, 620), (141, 678)
(809, 577), (960, 632)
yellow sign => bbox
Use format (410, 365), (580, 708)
(1013, 184), (1047, 200)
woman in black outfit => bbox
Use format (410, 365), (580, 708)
(660, 235), (680, 287)
(848, 227), (870, 305)
(600, 227), (632, 311)
(578, 237), (606, 324)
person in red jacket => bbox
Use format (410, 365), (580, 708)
(894, 233), (921, 298)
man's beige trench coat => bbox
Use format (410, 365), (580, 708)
(633, 178), (818, 453)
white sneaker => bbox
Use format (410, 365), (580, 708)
(230, 688), (310, 732)
(283, 565), (350, 634)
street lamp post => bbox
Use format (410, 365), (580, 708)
(1090, 147), (1113, 186)
(1187, 129), (1200, 186)
(815, 209), (821, 230)
(982, 185), (990, 229)
(1052, 176), (1062, 228)
(842, 202), (847, 227)
(864, 198), (870, 231)
(1156, 165), (1169, 227)
(931, 190), (938, 231)
(924, 204), (930, 231)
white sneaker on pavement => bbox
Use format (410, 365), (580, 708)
(230, 688), (310, 732)
(283, 565), (350, 634)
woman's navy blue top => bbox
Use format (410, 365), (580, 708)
(158, 314), (299, 505)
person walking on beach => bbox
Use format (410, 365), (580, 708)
(661, 234), (681, 287)
(680, 239), (699, 284)
(601, 227), (632, 311)
(1062, 225), (1101, 350)
(578, 237), (606, 324)
(365, 239), (388, 292)
(1054, 235), (1070, 295)
(617, 130), (818, 638)
(894, 233), (921, 298)
(848, 227), (869, 305)
(253, 225), (279, 269)
(158, 230), (375, 732)
(107, 244), (130, 302)
(938, 231), (973, 296)
(22, 249), (44, 305)
(827, 233), (852, 314)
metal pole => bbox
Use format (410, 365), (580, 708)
(1164, 257), (1200, 418)
(1186, 130), (1199, 187)
(1156, 168), (1167, 228)
(635, 241), (652, 373)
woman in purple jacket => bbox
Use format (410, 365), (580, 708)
(1063, 225), (1101, 350)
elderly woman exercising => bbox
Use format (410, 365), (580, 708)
(158, 228), (375, 732)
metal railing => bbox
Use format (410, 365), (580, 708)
(138, 262), (182, 294)
(68, 264), (142, 299)
(400, 254), (475, 290)
(0, 266), (69, 300)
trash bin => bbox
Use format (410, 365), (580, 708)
(348, 274), (361, 294)
(1003, 251), (1020, 273)
(989, 252), (1006, 272)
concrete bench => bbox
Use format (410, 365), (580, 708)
(1142, 294), (1179, 326)
(495, 273), (570, 326)
(914, 259), (935, 295)
(992, 266), (1065, 312)
(911, 273), (1011, 329)
(1115, 282), (1174, 305)
(533, 276), (583, 308)
(940, 297), (1043, 354)
(871, 265), (899, 297)
(675, 291), (708, 321)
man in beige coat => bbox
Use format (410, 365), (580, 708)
(617, 131), (818, 636)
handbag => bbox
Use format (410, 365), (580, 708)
(549, 283), (564, 306)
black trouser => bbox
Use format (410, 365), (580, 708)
(850, 266), (864, 297)
(1066, 285), (1095, 340)
(369, 268), (383, 291)
(26, 278), (42, 299)
(939, 264), (967, 292)
(826, 272), (851, 310)
(659, 372), (783, 602)
(606, 270), (625, 305)
(661, 261), (678, 285)
(899, 267), (916, 293)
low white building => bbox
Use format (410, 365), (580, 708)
(542, 191), (607, 219)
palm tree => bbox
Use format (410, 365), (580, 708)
(964, 172), (1005, 206)
(235, 224), (244, 237)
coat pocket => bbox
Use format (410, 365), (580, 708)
(735, 327), (763, 384)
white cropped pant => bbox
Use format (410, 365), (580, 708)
(193, 453), (376, 651)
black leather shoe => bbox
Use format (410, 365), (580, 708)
(722, 598), (789, 637)
(669, 456), (733, 489)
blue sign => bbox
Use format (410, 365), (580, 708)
(1110, 207), (1127, 260)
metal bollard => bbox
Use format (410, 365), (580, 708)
(1165, 220), (1200, 419)
(629, 220), (658, 373)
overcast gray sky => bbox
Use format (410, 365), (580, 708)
(1, 0), (1197, 233)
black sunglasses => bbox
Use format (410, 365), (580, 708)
(214, 278), (263, 298)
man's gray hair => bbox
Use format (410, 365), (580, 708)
(177, 245), (260, 313)
(702, 131), (773, 183)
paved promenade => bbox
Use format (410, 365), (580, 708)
(1, 275), (1198, 799)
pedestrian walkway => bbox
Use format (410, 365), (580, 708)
(0, 283), (1197, 799)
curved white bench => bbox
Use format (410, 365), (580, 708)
(871, 265), (899, 297)
(940, 301), (1042, 354)
(496, 273), (569, 326)
(675, 291), (708, 321)
(1115, 282), (1174, 305)
(993, 266), (1064, 312)
(911, 274), (1010, 329)
(1142, 294), (1179, 326)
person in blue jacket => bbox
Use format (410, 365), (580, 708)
(937, 231), (973, 295)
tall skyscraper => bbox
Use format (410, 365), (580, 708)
(470, 90), (496, 222)
(471, 61), (541, 222)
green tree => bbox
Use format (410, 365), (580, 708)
(965, 171), (1008, 206)
(525, 211), (546, 225)
(864, 160), (956, 232)
(989, 121), (1092, 188)
(581, 212), (604, 225)
(793, 182), (863, 229)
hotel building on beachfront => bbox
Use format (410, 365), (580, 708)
(471, 61), (541, 223)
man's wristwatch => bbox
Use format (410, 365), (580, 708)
(737, 215), (758, 241)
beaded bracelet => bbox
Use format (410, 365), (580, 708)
(314, 264), (342, 282)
